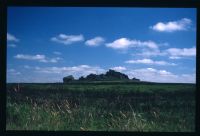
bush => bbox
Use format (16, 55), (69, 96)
(63, 75), (75, 83)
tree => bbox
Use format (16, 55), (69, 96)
(78, 76), (85, 81)
(132, 77), (140, 82)
(62, 70), (140, 83)
(85, 74), (97, 81)
(105, 69), (129, 80)
(63, 75), (75, 83)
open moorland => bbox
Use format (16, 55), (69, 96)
(6, 82), (195, 131)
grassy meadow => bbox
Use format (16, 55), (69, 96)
(6, 82), (195, 131)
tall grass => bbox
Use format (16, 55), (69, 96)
(6, 83), (195, 131)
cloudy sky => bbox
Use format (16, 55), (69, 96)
(7, 7), (196, 83)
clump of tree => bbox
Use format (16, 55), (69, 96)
(76, 69), (130, 81)
(63, 75), (75, 83)
(132, 77), (140, 82)
(63, 69), (140, 83)
(105, 69), (129, 80)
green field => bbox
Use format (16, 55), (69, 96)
(6, 82), (195, 131)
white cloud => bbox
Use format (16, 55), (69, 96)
(7, 33), (19, 42)
(11, 65), (104, 82)
(48, 57), (62, 63)
(106, 38), (158, 50)
(125, 59), (176, 66)
(150, 18), (192, 32)
(53, 51), (62, 55)
(8, 44), (17, 48)
(106, 38), (132, 49)
(169, 56), (182, 59)
(8, 69), (16, 72)
(136, 49), (166, 57)
(110, 66), (127, 72)
(126, 68), (195, 83)
(15, 54), (46, 62)
(14, 54), (62, 63)
(24, 65), (31, 69)
(142, 41), (158, 49)
(7, 66), (195, 83)
(135, 47), (196, 59)
(180, 74), (196, 83)
(15, 54), (45, 60)
(85, 37), (105, 46)
(166, 47), (196, 57)
(34, 65), (105, 79)
(7, 69), (21, 75)
(51, 34), (84, 45)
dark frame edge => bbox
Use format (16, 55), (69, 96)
(0, 0), (7, 136)
(1, 0), (200, 136)
(196, 7), (200, 136)
(6, 0), (200, 7)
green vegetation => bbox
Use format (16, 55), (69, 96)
(63, 69), (140, 83)
(6, 82), (195, 131)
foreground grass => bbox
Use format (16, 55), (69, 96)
(6, 83), (195, 131)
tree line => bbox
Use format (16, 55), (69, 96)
(63, 69), (140, 83)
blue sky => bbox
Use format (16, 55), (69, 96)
(7, 7), (196, 83)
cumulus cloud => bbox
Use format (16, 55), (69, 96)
(169, 56), (182, 60)
(7, 69), (21, 75)
(7, 33), (19, 42)
(53, 51), (62, 55)
(106, 38), (132, 49)
(110, 66), (127, 72)
(34, 65), (105, 79)
(126, 68), (195, 83)
(150, 18), (192, 32)
(51, 34), (84, 45)
(7, 33), (19, 48)
(136, 49), (166, 57)
(8, 65), (124, 82)
(7, 69), (22, 83)
(106, 38), (158, 50)
(166, 47), (196, 57)
(85, 37), (105, 46)
(14, 54), (62, 63)
(125, 59), (176, 66)
(7, 65), (105, 83)
(14, 54), (45, 60)
(24, 65), (31, 69)
(135, 47), (196, 59)
(7, 65), (195, 83)
(8, 44), (17, 48)
(48, 57), (62, 63)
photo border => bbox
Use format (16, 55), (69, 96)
(0, 0), (199, 136)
